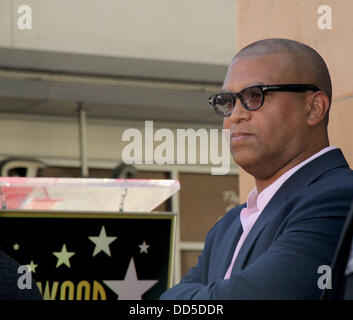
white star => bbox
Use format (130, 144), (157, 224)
(13, 243), (20, 251)
(89, 226), (117, 257)
(26, 260), (38, 273)
(103, 258), (158, 300)
(53, 244), (75, 268)
(139, 241), (150, 254)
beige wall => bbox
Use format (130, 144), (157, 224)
(1, 0), (235, 65)
(235, 0), (353, 202)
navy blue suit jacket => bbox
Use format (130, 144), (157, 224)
(160, 149), (353, 299)
(321, 200), (353, 299)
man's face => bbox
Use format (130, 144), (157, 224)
(223, 54), (310, 179)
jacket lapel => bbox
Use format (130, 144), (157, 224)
(212, 208), (243, 281)
(232, 149), (349, 272)
(232, 187), (287, 271)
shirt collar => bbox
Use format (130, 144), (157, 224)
(245, 146), (337, 213)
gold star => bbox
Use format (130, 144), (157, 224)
(13, 243), (20, 251)
(27, 260), (38, 273)
(89, 226), (117, 257)
(53, 244), (75, 268)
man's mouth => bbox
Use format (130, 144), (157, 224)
(230, 132), (253, 144)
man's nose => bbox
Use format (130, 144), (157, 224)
(228, 98), (251, 123)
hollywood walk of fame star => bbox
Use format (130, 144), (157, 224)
(89, 226), (117, 257)
(103, 258), (158, 300)
(53, 244), (75, 268)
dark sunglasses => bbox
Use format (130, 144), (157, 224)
(209, 84), (320, 117)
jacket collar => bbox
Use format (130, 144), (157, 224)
(212, 205), (244, 281)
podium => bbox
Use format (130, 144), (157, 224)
(0, 177), (179, 300)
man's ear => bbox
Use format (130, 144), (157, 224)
(306, 91), (330, 126)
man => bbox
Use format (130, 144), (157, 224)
(160, 38), (353, 299)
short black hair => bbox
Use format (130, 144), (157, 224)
(233, 38), (332, 124)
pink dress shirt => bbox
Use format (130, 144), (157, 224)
(224, 146), (337, 279)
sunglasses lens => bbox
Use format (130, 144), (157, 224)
(213, 94), (234, 117)
(241, 87), (263, 110)
(210, 86), (265, 116)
